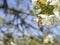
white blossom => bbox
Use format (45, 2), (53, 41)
(44, 34), (54, 43)
(53, 9), (60, 19)
(49, 0), (59, 5)
(46, 0), (52, 2)
(38, 14), (55, 25)
(31, 0), (37, 3)
(11, 42), (16, 45)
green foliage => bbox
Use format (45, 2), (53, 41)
(34, 1), (54, 15)
(3, 33), (15, 45)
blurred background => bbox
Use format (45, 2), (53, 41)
(0, 0), (60, 45)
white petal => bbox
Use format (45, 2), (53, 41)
(38, 14), (47, 18)
(49, 0), (59, 5)
(47, 0), (51, 2)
